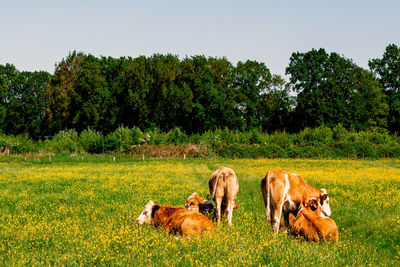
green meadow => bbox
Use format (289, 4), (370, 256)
(0, 156), (399, 266)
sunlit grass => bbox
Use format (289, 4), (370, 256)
(0, 157), (399, 265)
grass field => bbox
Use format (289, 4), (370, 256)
(0, 155), (399, 266)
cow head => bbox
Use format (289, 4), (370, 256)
(319, 189), (331, 218)
(304, 198), (322, 214)
(136, 200), (159, 225)
(185, 192), (207, 212)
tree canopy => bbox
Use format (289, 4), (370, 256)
(1, 44), (399, 138)
(286, 48), (388, 131)
(369, 44), (400, 133)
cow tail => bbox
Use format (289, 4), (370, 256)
(266, 173), (270, 219)
(208, 172), (220, 200)
(261, 171), (271, 221)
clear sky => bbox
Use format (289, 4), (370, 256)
(1, 0), (399, 77)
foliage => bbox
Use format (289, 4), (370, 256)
(45, 51), (85, 134)
(2, 45), (400, 137)
(1, 126), (400, 159)
(369, 44), (400, 133)
(79, 128), (104, 153)
(286, 48), (388, 131)
(50, 129), (80, 153)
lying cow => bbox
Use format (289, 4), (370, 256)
(208, 166), (239, 225)
(288, 198), (339, 242)
(185, 192), (214, 217)
(185, 192), (239, 221)
(136, 200), (215, 237)
(261, 170), (331, 233)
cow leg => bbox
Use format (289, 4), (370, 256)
(226, 200), (234, 226)
(261, 178), (271, 224)
(266, 203), (272, 224)
(271, 201), (283, 234)
(215, 198), (222, 224)
(283, 212), (290, 229)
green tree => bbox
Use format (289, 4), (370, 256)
(146, 54), (193, 131)
(180, 56), (238, 133)
(286, 48), (388, 131)
(0, 64), (19, 132)
(45, 51), (85, 134)
(259, 74), (294, 132)
(4, 71), (51, 138)
(70, 54), (112, 133)
(115, 56), (152, 130)
(233, 60), (271, 129)
(369, 44), (400, 133)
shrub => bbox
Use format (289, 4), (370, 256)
(332, 123), (349, 142)
(295, 125), (333, 146)
(165, 128), (188, 144)
(51, 129), (80, 153)
(267, 131), (294, 148)
(247, 128), (267, 144)
(146, 128), (167, 145)
(80, 128), (104, 153)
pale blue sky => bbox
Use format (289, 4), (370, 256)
(1, 0), (399, 77)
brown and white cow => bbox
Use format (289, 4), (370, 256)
(288, 198), (338, 242)
(260, 170), (331, 233)
(185, 192), (215, 217)
(208, 167), (239, 225)
(136, 200), (214, 237)
(185, 192), (239, 221)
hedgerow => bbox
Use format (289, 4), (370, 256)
(1, 125), (400, 159)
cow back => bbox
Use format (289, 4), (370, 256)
(208, 166), (239, 200)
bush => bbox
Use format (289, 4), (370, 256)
(267, 131), (294, 148)
(0, 134), (37, 154)
(146, 128), (167, 145)
(80, 128), (104, 153)
(165, 128), (188, 144)
(1, 125), (400, 158)
(332, 123), (349, 142)
(295, 125), (333, 146)
(51, 129), (80, 153)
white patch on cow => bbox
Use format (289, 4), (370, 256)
(187, 192), (198, 200)
(282, 173), (291, 203)
(282, 173), (297, 215)
(276, 173), (292, 232)
(136, 200), (155, 225)
(282, 195), (296, 214)
(320, 188), (332, 218)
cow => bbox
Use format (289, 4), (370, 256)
(136, 200), (214, 237)
(185, 192), (215, 217)
(260, 170), (331, 233)
(288, 198), (339, 242)
(185, 192), (239, 221)
(208, 166), (239, 225)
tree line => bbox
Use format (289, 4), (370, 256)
(1, 44), (399, 139)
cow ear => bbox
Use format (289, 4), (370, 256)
(151, 205), (160, 218)
(320, 193), (327, 205)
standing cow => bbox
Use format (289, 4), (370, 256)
(260, 170), (331, 233)
(208, 166), (239, 226)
